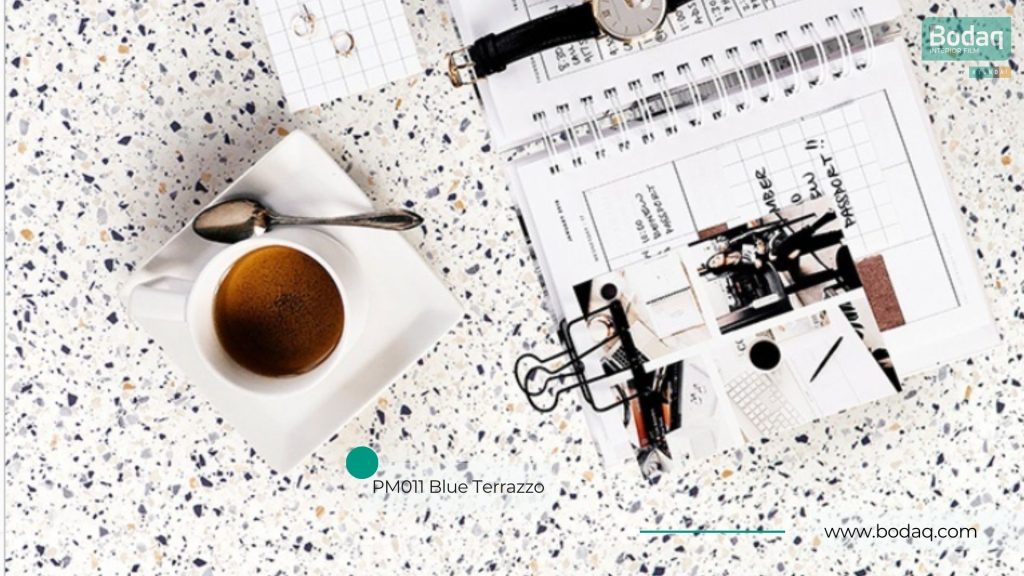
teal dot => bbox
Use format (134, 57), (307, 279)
(346, 446), (378, 479)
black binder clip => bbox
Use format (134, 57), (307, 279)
(514, 300), (670, 463)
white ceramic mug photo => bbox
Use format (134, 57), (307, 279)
(129, 227), (366, 395)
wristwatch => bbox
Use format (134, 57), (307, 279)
(448, 0), (693, 87)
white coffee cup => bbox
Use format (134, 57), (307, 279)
(128, 228), (366, 395)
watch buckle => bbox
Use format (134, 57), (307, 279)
(446, 47), (477, 87)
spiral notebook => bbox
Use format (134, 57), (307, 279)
(449, 0), (998, 470)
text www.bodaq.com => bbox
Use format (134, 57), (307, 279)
(824, 525), (978, 541)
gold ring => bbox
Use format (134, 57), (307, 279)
(332, 30), (356, 57)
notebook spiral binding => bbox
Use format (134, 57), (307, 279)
(521, 7), (897, 174)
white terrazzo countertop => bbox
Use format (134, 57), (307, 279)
(5, 0), (1023, 573)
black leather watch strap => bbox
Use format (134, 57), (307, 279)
(449, 0), (697, 85)
(468, 2), (600, 79)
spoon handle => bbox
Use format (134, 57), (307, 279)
(275, 209), (424, 231)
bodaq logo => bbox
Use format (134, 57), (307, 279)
(922, 17), (1012, 61)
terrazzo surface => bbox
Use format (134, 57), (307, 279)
(4, 0), (1023, 573)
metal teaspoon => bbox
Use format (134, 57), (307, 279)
(192, 198), (424, 243)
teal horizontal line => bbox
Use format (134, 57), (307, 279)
(640, 530), (786, 534)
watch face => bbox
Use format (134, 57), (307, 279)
(592, 0), (668, 41)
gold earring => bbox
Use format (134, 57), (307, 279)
(291, 4), (316, 37)
(332, 30), (356, 58)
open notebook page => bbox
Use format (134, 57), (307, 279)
(449, 0), (901, 150)
(507, 42), (996, 375)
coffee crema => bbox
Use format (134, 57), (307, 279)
(213, 245), (344, 377)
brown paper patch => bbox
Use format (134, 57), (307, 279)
(698, 223), (730, 240)
(856, 256), (905, 331)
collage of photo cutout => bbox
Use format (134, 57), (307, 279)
(568, 198), (905, 481)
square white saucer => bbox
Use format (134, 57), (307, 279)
(121, 130), (461, 471)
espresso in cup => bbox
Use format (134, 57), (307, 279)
(213, 245), (344, 377)
(748, 339), (782, 372)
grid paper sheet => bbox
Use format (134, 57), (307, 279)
(257, 0), (421, 111)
